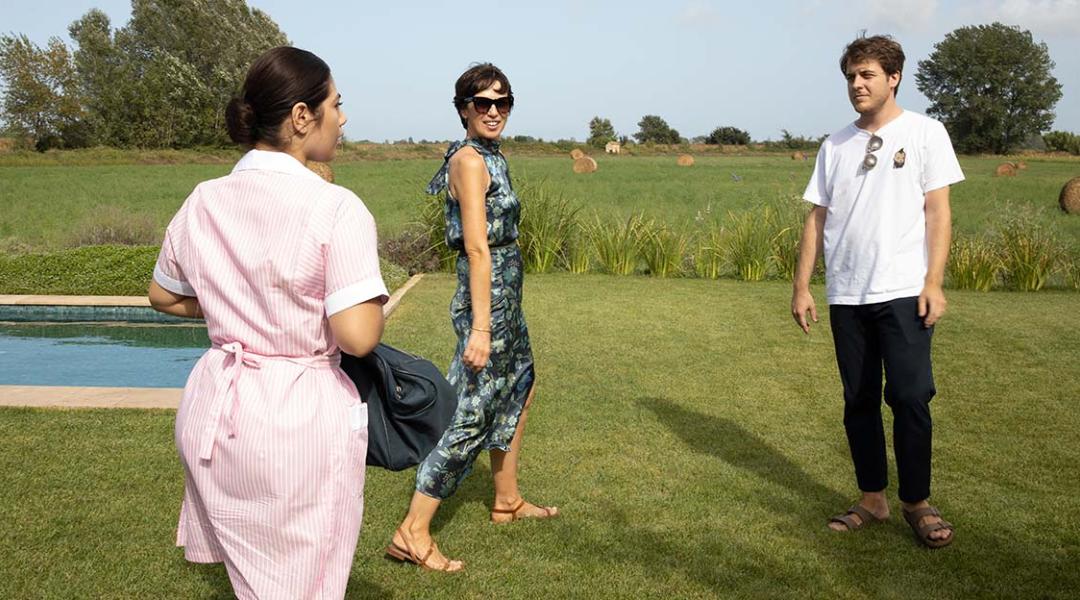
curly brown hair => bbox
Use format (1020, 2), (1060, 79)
(840, 35), (905, 97)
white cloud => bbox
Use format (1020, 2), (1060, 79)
(977, 0), (1080, 35)
(863, 0), (940, 32)
(676, 1), (722, 27)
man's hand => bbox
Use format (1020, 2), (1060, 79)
(918, 284), (947, 327)
(791, 288), (819, 334)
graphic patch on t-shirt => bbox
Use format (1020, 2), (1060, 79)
(893, 148), (906, 169)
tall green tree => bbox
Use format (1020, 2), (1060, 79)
(915, 23), (1062, 154)
(705, 126), (750, 145)
(633, 115), (681, 144)
(0, 34), (89, 150)
(587, 116), (616, 147)
(67, 0), (288, 148)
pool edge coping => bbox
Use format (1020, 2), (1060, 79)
(0, 273), (426, 409)
(0, 273), (423, 317)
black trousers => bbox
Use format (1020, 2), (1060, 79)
(829, 297), (936, 503)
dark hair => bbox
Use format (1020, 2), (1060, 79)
(452, 63), (513, 129)
(225, 46), (332, 147)
(840, 34), (905, 97)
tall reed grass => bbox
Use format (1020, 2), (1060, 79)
(725, 208), (775, 281)
(1064, 249), (1080, 290)
(639, 220), (691, 277)
(588, 213), (646, 275)
(997, 213), (1064, 292)
(404, 183), (1076, 294)
(417, 194), (457, 271)
(948, 234), (1002, 291)
(517, 178), (581, 274)
(561, 223), (592, 274)
(768, 196), (806, 282)
(692, 222), (726, 279)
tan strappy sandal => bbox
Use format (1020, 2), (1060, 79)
(828, 504), (887, 531)
(902, 505), (955, 549)
(490, 499), (559, 523)
(385, 528), (463, 572)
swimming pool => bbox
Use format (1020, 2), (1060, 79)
(0, 323), (209, 388)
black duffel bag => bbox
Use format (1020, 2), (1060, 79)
(340, 343), (459, 471)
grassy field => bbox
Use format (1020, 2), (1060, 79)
(2, 155), (1079, 251)
(1, 275), (1077, 598)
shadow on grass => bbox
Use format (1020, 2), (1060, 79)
(638, 396), (848, 516)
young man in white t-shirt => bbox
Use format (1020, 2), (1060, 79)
(791, 35), (963, 548)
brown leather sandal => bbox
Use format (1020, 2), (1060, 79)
(828, 504), (887, 531)
(490, 499), (559, 523)
(385, 528), (462, 571)
(902, 505), (954, 549)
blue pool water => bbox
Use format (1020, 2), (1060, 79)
(0, 323), (210, 388)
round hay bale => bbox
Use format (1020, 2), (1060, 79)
(306, 160), (335, 183)
(995, 163), (1016, 177)
(1060, 176), (1080, 214)
(677, 154), (695, 167)
(791, 151), (806, 161)
(1016, 160), (1028, 170)
(570, 148), (585, 160)
(572, 156), (598, 174)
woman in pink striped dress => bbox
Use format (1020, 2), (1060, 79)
(148, 47), (387, 599)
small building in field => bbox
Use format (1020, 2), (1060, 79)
(605, 141), (621, 154)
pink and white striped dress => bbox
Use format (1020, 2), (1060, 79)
(153, 149), (388, 599)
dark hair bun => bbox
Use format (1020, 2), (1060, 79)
(225, 47), (331, 148)
(225, 97), (257, 146)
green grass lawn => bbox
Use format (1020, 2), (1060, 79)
(3, 155), (1078, 250)
(1, 275), (1077, 598)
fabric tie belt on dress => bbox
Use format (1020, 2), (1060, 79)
(197, 342), (340, 461)
(457, 241), (518, 257)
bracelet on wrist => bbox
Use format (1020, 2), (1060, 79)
(471, 326), (491, 333)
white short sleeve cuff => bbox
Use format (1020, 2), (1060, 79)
(153, 264), (196, 297)
(325, 279), (390, 316)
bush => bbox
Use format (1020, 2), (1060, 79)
(66, 206), (161, 247)
(948, 234), (1003, 291)
(0, 245), (410, 296)
(0, 245), (159, 295)
(705, 126), (751, 145)
(381, 227), (443, 275)
(1043, 131), (1080, 155)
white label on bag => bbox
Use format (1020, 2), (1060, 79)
(349, 403), (367, 431)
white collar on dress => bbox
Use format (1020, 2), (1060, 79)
(232, 149), (324, 182)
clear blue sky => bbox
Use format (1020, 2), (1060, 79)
(6, 0), (1080, 143)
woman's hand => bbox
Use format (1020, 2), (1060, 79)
(463, 329), (491, 372)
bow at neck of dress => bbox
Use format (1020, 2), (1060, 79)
(426, 138), (502, 195)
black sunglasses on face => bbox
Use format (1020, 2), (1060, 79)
(464, 95), (513, 115)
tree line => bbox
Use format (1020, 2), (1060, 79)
(0, 0), (286, 150)
(587, 23), (1065, 154)
(0, 12), (1068, 154)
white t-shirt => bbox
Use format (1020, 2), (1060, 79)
(803, 110), (964, 305)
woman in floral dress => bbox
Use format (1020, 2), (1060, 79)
(386, 63), (557, 572)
